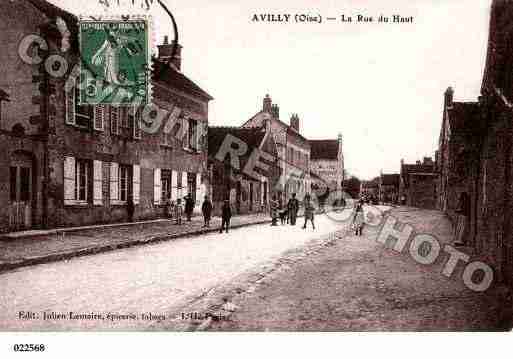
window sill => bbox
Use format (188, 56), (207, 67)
(64, 200), (89, 207)
(110, 200), (127, 206)
(183, 147), (202, 154)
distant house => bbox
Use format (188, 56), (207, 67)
(309, 135), (344, 197)
(242, 95), (311, 203)
(399, 158), (437, 209)
(360, 177), (379, 201)
(208, 125), (279, 215)
(379, 173), (400, 204)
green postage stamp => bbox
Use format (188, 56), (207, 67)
(78, 16), (152, 105)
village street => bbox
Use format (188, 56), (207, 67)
(0, 208), (360, 331)
(1, 205), (509, 331)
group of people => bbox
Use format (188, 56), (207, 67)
(164, 193), (198, 225)
(269, 193), (316, 230)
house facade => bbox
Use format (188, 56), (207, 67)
(309, 135), (344, 197)
(378, 173), (400, 204)
(208, 125), (279, 216)
(399, 158), (437, 209)
(0, 0), (212, 232)
(242, 95), (311, 203)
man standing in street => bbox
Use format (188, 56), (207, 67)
(202, 195), (213, 228)
(220, 199), (232, 234)
(185, 193), (195, 222)
(287, 193), (299, 225)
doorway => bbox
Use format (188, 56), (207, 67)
(9, 152), (34, 231)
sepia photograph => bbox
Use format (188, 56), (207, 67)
(0, 0), (511, 356)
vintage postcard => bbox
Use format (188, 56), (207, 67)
(0, 0), (512, 356)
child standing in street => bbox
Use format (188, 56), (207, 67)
(302, 194), (316, 230)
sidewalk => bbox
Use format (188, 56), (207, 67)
(0, 213), (272, 273)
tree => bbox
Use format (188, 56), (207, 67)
(344, 176), (361, 200)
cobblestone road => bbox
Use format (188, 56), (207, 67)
(209, 207), (512, 331)
(0, 211), (355, 330)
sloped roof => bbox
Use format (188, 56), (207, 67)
(381, 173), (400, 186)
(309, 139), (339, 160)
(0, 89), (10, 102)
(401, 162), (435, 187)
(153, 60), (213, 101)
(242, 111), (309, 143)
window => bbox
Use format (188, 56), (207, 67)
(119, 165), (131, 202)
(121, 107), (129, 129)
(65, 84), (93, 128)
(93, 105), (105, 131)
(75, 87), (93, 128)
(131, 107), (142, 139)
(9, 167), (17, 202)
(76, 159), (89, 201)
(110, 107), (120, 135)
(161, 170), (171, 201)
(188, 118), (199, 151)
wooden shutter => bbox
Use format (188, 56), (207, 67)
(93, 105), (105, 131)
(154, 168), (161, 205)
(64, 156), (76, 205)
(93, 160), (103, 205)
(133, 108), (142, 139)
(133, 164), (141, 205)
(182, 118), (190, 149)
(179, 171), (188, 199)
(111, 107), (119, 135)
(65, 86), (76, 125)
(110, 162), (119, 201)
(196, 172), (205, 206)
(171, 170), (177, 201)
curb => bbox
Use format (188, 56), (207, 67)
(0, 219), (271, 274)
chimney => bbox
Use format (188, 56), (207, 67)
(444, 86), (454, 109)
(271, 104), (279, 119)
(290, 114), (300, 132)
(158, 35), (182, 71)
(263, 94), (272, 112)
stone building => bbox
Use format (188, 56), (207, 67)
(399, 157), (437, 209)
(0, 0), (212, 232)
(207, 125), (279, 216)
(436, 87), (482, 223)
(360, 178), (379, 202)
(309, 135), (344, 196)
(472, 0), (513, 285)
(378, 173), (400, 204)
(242, 95), (311, 203)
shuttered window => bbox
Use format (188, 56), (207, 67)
(111, 107), (119, 135)
(133, 164), (140, 205)
(93, 105), (105, 131)
(110, 162), (119, 202)
(64, 156), (76, 205)
(93, 160), (103, 205)
(65, 86), (76, 125)
(154, 168), (161, 205)
(132, 107), (142, 139)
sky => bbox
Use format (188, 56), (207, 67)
(49, 0), (492, 180)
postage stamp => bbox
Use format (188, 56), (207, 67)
(78, 16), (152, 105)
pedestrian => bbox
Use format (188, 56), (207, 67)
(127, 194), (135, 222)
(184, 193), (194, 222)
(302, 194), (316, 230)
(164, 194), (173, 219)
(352, 201), (365, 236)
(220, 199), (232, 233)
(454, 192), (470, 246)
(201, 195), (213, 227)
(175, 198), (183, 225)
(287, 193), (299, 226)
(270, 195), (279, 226)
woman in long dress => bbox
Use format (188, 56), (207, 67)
(352, 201), (365, 236)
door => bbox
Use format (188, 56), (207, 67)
(9, 153), (33, 231)
(249, 182), (254, 211)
